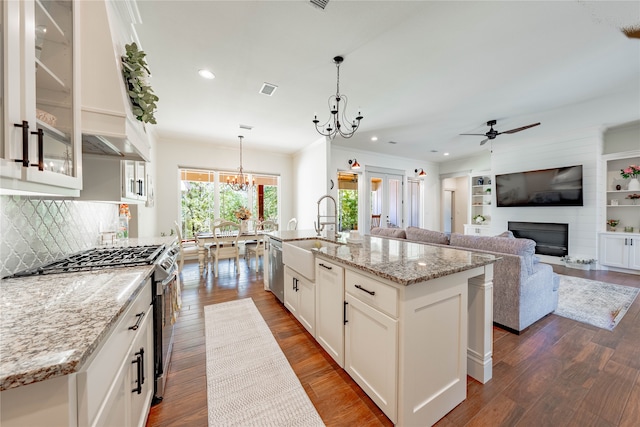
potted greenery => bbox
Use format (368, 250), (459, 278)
(473, 214), (486, 224)
(121, 42), (159, 124)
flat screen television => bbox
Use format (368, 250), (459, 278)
(495, 165), (583, 207)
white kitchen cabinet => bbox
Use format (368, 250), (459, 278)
(1, 0), (82, 196)
(123, 160), (148, 201)
(0, 277), (153, 427)
(78, 277), (153, 427)
(79, 155), (148, 203)
(315, 259), (345, 367)
(284, 266), (315, 336)
(464, 224), (491, 236)
(599, 233), (640, 271)
(345, 291), (398, 423)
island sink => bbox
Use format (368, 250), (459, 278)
(282, 239), (341, 281)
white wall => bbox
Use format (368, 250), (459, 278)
(155, 136), (293, 235)
(292, 137), (329, 230)
(330, 146), (440, 230)
(490, 127), (602, 260)
(439, 152), (490, 232)
(603, 121), (640, 154)
(441, 176), (469, 234)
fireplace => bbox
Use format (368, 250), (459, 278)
(508, 222), (568, 257)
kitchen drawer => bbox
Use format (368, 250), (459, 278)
(77, 279), (152, 426)
(345, 270), (398, 318)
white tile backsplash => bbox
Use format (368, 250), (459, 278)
(0, 196), (118, 277)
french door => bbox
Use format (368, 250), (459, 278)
(367, 171), (403, 230)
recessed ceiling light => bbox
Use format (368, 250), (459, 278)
(198, 69), (215, 79)
(444, 152), (450, 156)
(371, 136), (378, 141)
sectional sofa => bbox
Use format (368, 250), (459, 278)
(370, 226), (560, 333)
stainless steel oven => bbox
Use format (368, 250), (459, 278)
(151, 245), (180, 404)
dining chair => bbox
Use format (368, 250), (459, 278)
(371, 214), (381, 229)
(174, 221), (199, 272)
(287, 218), (298, 230)
(209, 221), (240, 277)
(260, 219), (278, 232)
(245, 219), (278, 271)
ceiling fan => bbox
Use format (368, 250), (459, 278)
(461, 120), (541, 145)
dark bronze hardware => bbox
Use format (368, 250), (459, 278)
(128, 311), (145, 330)
(319, 263), (332, 270)
(343, 301), (348, 325)
(355, 284), (375, 296)
(13, 121), (30, 167)
(30, 129), (44, 170)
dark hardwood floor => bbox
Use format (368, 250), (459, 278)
(147, 259), (640, 427)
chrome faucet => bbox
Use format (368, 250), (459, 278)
(314, 194), (337, 237)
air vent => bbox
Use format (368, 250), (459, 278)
(388, 141), (398, 145)
(259, 82), (278, 96)
(310, 0), (329, 10)
(239, 124), (253, 130)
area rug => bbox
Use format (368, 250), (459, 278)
(554, 275), (640, 330)
(204, 298), (324, 426)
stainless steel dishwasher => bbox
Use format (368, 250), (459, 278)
(268, 238), (284, 303)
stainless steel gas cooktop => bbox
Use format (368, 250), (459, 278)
(8, 245), (165, 277)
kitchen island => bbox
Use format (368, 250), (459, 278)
(278, 233), (497, 426)
(0, 236), (176, 427)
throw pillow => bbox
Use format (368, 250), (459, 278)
(495, 231), (515, 238)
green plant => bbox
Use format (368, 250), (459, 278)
(121, 42), (158, 124)
(473, 214), (486, 224)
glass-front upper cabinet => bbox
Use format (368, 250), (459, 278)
(1, 0), (81, 196)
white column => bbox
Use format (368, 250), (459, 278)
(467, 263), (494, 383)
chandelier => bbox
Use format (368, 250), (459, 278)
(226, 135), (255, 191)
(313, 56), (363, 139)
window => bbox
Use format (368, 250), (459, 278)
(179, 168), (279, 238)
(338, 172), (358, 231)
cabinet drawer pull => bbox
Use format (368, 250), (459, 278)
(128, 311), (145, 330)
(343, 301), (348, 325)
(319, 263), (332, 270)
(30, 129), (44, 171)
(131, 347), (144, 394)
(355, 284), (375, 296)
(13, 121), (30, 167)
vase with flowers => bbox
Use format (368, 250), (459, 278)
(620, 165), (640, 191)
(234, 207), (252, 233)
(626, 193), (640, 205)
(607, 219), (620, 231)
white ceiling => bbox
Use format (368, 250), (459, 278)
(134, 0), (640, 162)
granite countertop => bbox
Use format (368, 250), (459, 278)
(311, 235), (497, 286)
(268, 229), (338, 242)
(0, 237), (176, 391)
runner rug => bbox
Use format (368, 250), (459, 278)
(204, 298), (324, 426)
(554, 275), (639, 330)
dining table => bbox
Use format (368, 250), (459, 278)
(194, 230), (270, 275)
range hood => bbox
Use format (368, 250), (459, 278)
(80, 0), (150, 162)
